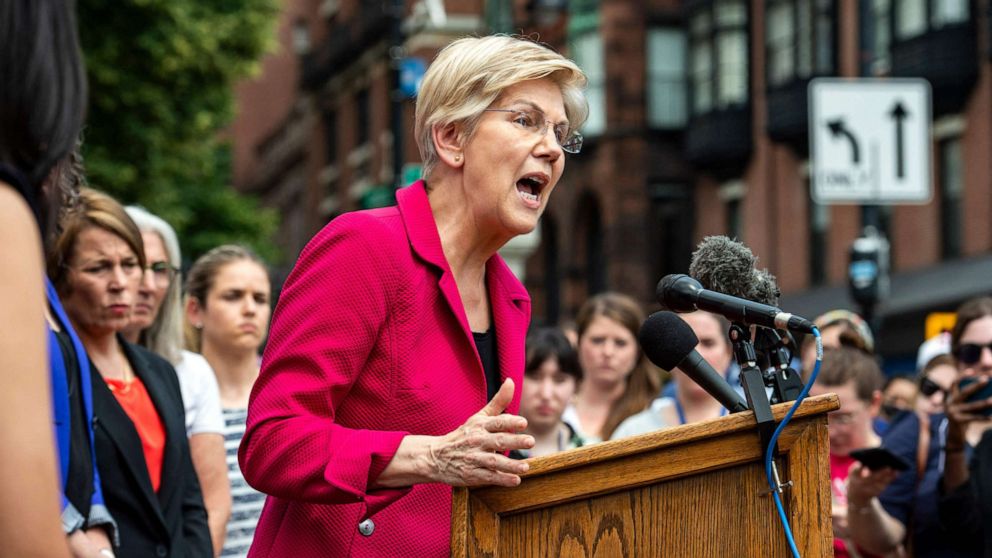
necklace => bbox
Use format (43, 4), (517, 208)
(105, 360), (134, 394)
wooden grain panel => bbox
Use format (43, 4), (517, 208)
(780, 415), (833, 557)
(499, 463), (794, 557)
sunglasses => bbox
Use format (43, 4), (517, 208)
(956, 342), (992, 365)
(918, 377), (944, 397)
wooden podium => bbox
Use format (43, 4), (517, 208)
(451, 394), (839, 558)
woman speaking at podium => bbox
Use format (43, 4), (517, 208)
(239, 35), (588, 557)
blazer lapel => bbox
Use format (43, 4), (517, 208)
(122, 342), (183, 510)
(397, 181), (534, 409)
(397, 181), (478, 357)
(91, 364), (168, 533)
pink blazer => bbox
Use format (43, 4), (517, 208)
(240, 181), (530, 557)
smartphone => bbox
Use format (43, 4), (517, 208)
(849, 447), (911, 471)
(958, 377), (992, 417)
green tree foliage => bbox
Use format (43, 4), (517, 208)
(77, 0), (282, 263)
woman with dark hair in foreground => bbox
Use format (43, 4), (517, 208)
(0, 1), (99, 555)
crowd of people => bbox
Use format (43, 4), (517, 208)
(43, 185), (272, 558)
(4, 2), (991, 557)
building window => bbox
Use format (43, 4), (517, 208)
(765, 0), (835, 88)
(690, 13), (714, 114)
(896, 0), (926, 38)
(808, 190), (829, 286)
(649, 184), (693, 285)
(585, 211), (606, 295)
(292, 19), (311, 55)
(356, 88), (370, 146)
(323, 109), (338, 167)
(688, 0), (748, 116)
(896, 0), (969, 40)
(932, 0), (969, 28)
(646, 28), (687, 128)
(541, 216), (561, 325)
(869, 0), (892, 75)
(766, 2), (795, 87)
(716, 10), (748, 105)
(939, 137), (963, 259)
(571, 32), (606, 136)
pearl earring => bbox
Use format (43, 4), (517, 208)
(454, 154), (461, 163)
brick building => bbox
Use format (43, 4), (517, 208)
(229, 0), (992, 367)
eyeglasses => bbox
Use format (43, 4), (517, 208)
(482, 108), (583, 154)
(827, 411), (858, 425)
(919, 377), (944, 397)
(146, 261), (179, 288)
(956, 342), (992, 365)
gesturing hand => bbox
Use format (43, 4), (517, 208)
(427, 378), (534, 488)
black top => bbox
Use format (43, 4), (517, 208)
(0, 162), (41, 227)
(473, 328), (500, 402)
(939, 429), (992, 557)
(55, 328), (94, 521)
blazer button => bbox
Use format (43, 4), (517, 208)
(358, 518), (375, 537)
(155, 544), (168, 557)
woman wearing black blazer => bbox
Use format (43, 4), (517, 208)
(50, 187), (211, 557)
(91, 341), (211, 557)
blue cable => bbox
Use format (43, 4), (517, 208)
(764, 327), (822, 558)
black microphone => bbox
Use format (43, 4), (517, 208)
(657, 273), (816, 334)
(639, 311), (749, 413)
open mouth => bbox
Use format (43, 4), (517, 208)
(516, 173), (549, 204)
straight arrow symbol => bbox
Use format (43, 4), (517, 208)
(889, 101), (908, 180)
(827, 118), (860, 165)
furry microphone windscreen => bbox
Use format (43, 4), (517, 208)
(689, 236), (758, 299)
(689, 235), (782, 306)
(752, 268), (781, 307)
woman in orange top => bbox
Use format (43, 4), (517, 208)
(50, 188), (211, 557)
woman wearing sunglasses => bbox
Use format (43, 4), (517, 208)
(915, 354), (957, 415)
(847, 296), (992, 557)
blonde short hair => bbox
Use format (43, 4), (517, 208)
(415, 35), (588, 179)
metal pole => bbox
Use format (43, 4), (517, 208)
(390, 0), (405, 189)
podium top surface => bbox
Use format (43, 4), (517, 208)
(522, 393), (839, 478)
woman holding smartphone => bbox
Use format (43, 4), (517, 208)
(936, 297), (992, 555)
(848, 296), (992, 557)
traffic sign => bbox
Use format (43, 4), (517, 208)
(809, 78), (932, 204)
(399, 57), (426, 98)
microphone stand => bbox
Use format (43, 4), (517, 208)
(728, 324), (777, 458)
(753, 328), (804, 405)
(730, 324), (794, 499)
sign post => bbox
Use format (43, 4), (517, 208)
(809, 78), (932, 321)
